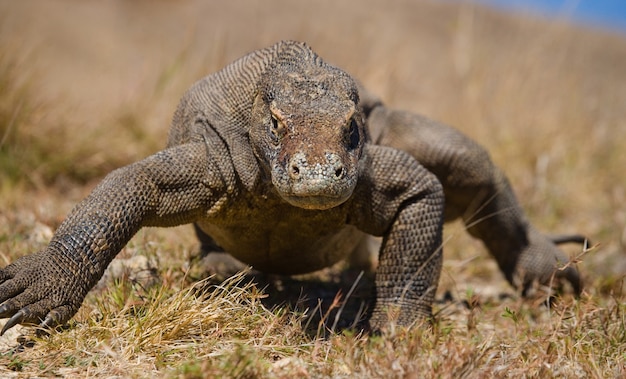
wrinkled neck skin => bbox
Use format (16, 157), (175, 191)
(248, 57), (366, 210)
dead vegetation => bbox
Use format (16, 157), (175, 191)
(0, 0), (625, 377)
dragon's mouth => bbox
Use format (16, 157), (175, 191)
(270, 153), (358, 210)
(279, 192), (352, 210)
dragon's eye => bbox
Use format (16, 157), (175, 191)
(346, 118), (360, 150)
(270, 114), (285, 144)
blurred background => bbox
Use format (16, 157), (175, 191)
(0, 0), (624, 293)
(471, 0), (626, 32)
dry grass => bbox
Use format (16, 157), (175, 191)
(0, 0), (625, 377)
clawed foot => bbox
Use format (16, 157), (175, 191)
(514, 228), (585, 297)
(0, 251), (84, 336)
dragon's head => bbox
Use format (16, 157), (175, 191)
(249, 52), (365, 210)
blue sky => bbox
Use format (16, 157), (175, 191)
(471, 0), (626, 33)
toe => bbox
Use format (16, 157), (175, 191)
(557, 264), (582, 295)
(41, 305), (76, 331)
(0, 279), (26, 305)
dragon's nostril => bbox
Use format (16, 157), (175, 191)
(291, 165), (300, 176)
(335, 167), (345, 179)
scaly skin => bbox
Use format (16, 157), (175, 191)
(0, 41), (581, 335)
(367, 108), (582, 294)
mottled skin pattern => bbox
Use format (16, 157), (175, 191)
(0, 41), (581, 335)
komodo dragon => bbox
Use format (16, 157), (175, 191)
(0, 40), (583, 335)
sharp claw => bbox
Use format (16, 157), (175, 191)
(1, 309), (25, 336)
(40, 313), (60, 331)
(549, 233), (590, 246)
(0, 303), (15, 318)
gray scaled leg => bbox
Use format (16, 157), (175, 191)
(350, 144), (445, 330)
(0, 142), (232, 334)
(368, 107), (581, 295)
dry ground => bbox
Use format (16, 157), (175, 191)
(0, 0), (625, 377)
